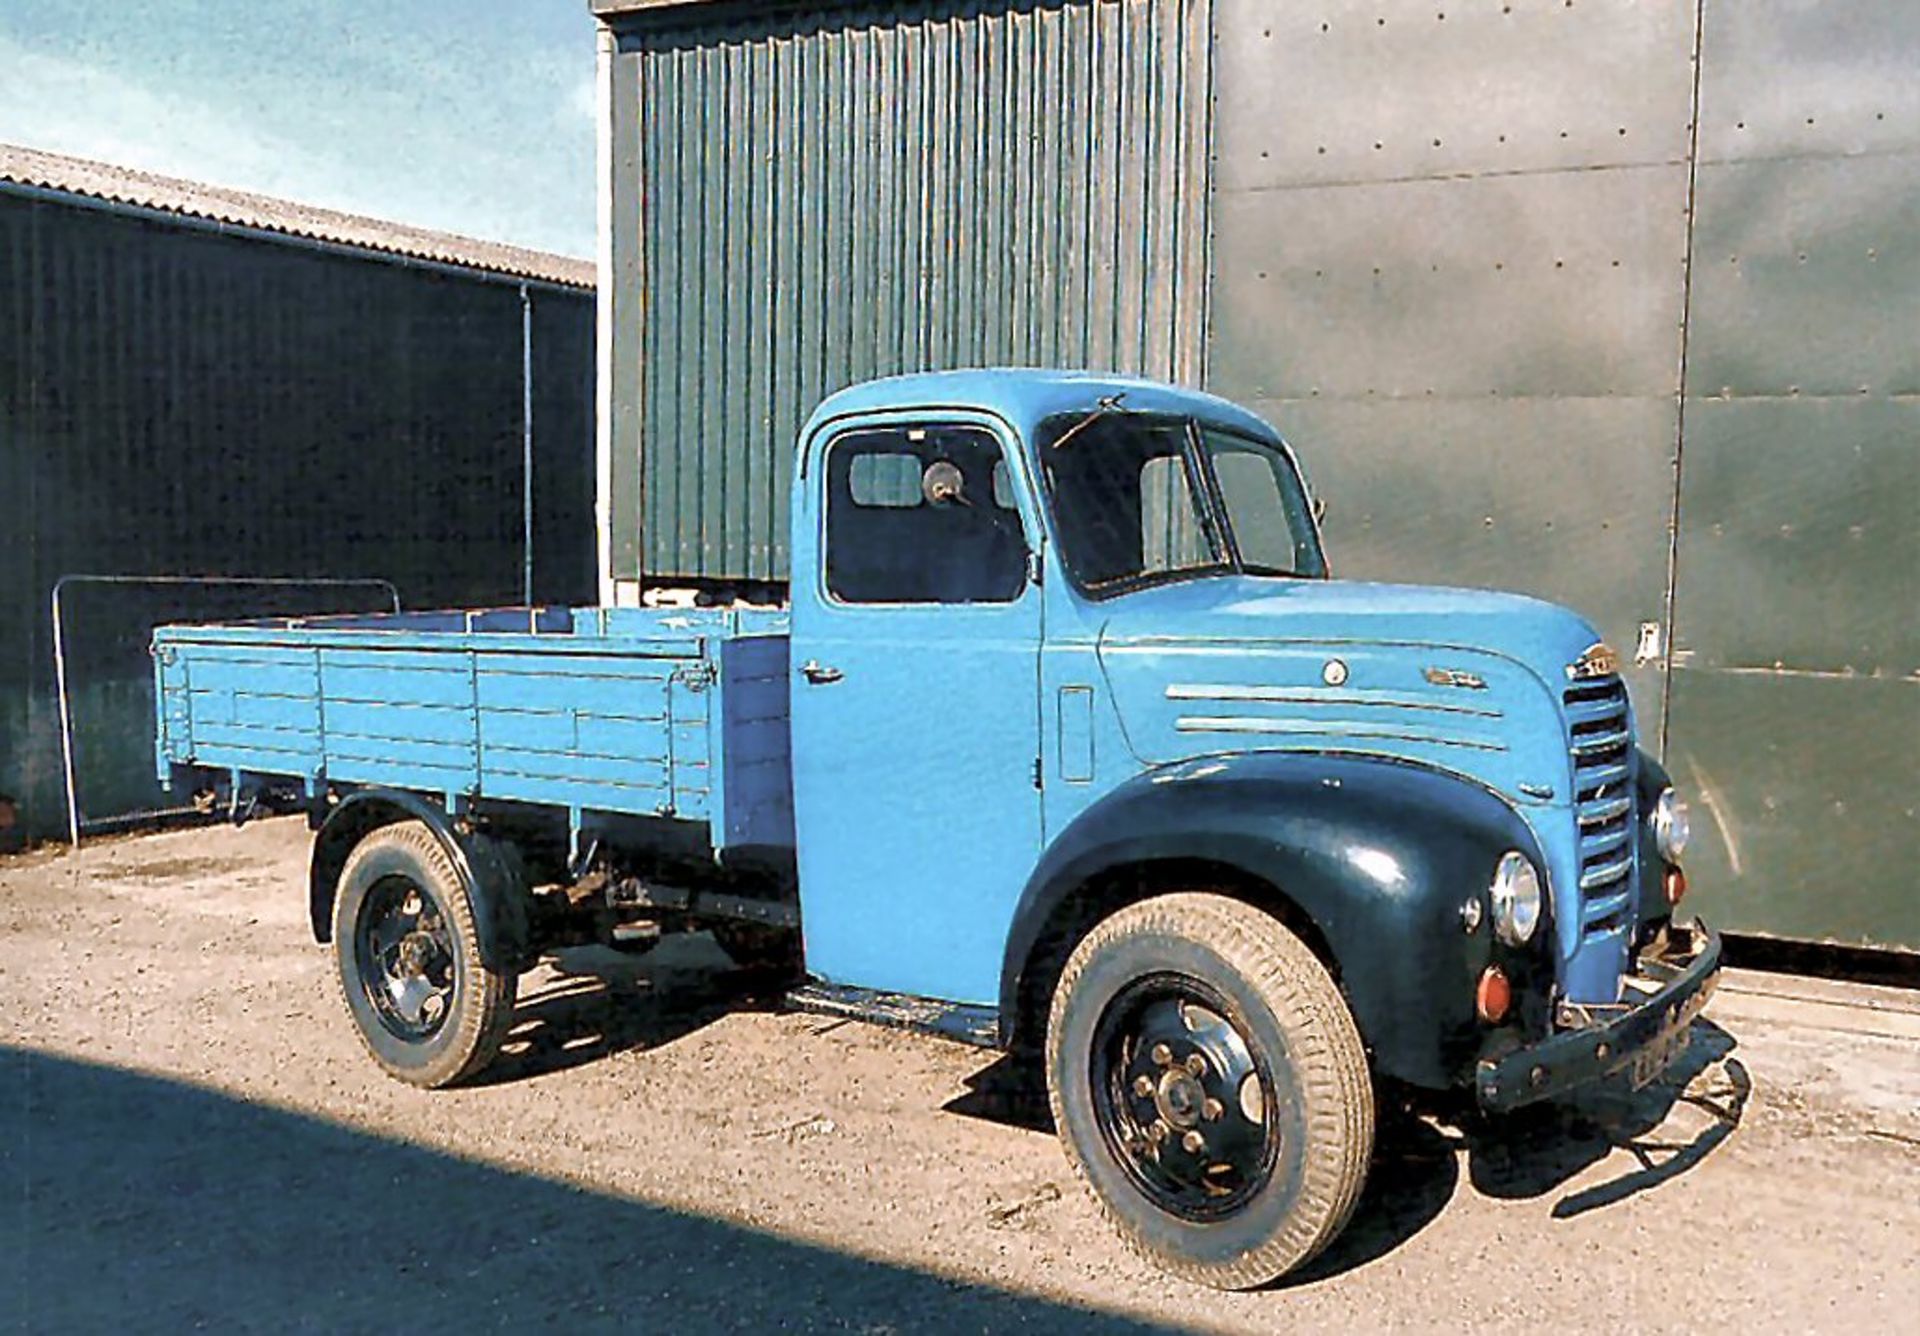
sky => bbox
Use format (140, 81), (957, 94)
(0, 0), (599, 257)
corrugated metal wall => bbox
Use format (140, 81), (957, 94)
(607, 0), (1212, 582)
(0, 192), (597, 843)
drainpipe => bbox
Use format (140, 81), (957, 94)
(521, 282), (535, 606)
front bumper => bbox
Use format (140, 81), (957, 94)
(1476, 921), (1722, 1113)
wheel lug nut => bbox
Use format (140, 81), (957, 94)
(1150, 1043), (1173, 1067)
(1182, 1130), (1206, 1154)
(1184, 1054), (1207, 1077)
(1133, 1075), (1154, 1098)
(1149, 1119), (1169, 1142)
(1202, 1097), (1224, 1122)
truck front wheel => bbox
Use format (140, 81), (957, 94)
(331, 822), (517, 1089)
(1044, 892), (1374, 1290)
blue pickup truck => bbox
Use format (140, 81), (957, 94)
(154, 369), (1718, 1289)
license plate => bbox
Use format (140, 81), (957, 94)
(1627, 989), (1710, 1089)
(1628, 1025), (1690, 1089)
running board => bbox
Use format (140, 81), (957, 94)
(785, 982), (999, 1049)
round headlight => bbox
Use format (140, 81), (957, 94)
(1489, 851), (1543, 947)
(1651, 787), (1691, 861)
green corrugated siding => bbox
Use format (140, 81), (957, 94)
(611, 0), (1212, 582)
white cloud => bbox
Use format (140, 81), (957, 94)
(570, 73), (597, 124)
(0, 35), (352, 206)
(0, 28), (595, 256)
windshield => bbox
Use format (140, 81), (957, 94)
(1038, 410), (1326, 597)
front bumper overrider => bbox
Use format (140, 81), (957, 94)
(1476, 921), (1722, 1113)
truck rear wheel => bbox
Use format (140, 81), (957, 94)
(331, 822), (517, 1089)
(1045, 892), (1374, 1290)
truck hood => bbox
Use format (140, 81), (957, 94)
(1093, 574), (1607, 802)
(1093, 574), (1629, 989)
(1094, 575), (1601, 674)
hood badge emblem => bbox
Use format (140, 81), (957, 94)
(1423, 666), (1487, 690)
(1568, 642), (1619, 681)
(1322, 658), (1349, 686)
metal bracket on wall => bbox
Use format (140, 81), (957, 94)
(51, 573), (402, 851)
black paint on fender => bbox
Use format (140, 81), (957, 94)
(309, 790), (529, 973)
(1001, 752), (1555, 1090)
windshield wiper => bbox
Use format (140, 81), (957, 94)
(1049, 393), (1129, 451)
(1084, 563), (1234, 598)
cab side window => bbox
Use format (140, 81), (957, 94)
(824, 425), (1029, 605)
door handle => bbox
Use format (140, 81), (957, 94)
(801, 660), (844, 685)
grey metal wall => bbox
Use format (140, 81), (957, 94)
(0, 192), (597, 844)
(1204, 0), (1694, 774)
(606, 0), (1212, 582)
(1662, 0), (1919, 945)
(1202, 0), (1918, 950)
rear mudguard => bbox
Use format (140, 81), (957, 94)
(1001, 752), (1557, 1090)
(309, 790), (530, 974)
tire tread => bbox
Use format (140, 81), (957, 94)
(331, 821), (516, 1089)
(1045, 892), (1374, 1289)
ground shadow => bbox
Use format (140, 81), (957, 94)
(942, 1019), (1745, 1284)
(0, 1045), (1178, 1333)
(943, 1050), (1054, 1135)
(1460, 1020), (1747, 1217)
(475, 940), (764, 1087)
(943, 1053), (1460, 1288)
(1279, 1105), (1460, 1287)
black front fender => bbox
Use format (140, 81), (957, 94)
(1002, 753), (1556, 1090)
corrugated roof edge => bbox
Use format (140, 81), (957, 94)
(0, 142), (595, 290)
(590, 1), (823, 19)
(589, 1), (710, 15)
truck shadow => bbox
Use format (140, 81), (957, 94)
(943, 1018), (1746, 1285)
(1459, 1020), (1749, 1219)
(942, 1053), (1462, 1287)
(475, 939), (775, 1087)
(2, 1045), (1177, 1333)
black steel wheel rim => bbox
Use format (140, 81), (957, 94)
(354, 874), (458, 1041)
(1089, 973), (1282, 1222)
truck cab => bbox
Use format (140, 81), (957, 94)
(153, 369), (1719, 1290)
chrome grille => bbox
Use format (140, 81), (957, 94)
(1565, 674), (1635, 938)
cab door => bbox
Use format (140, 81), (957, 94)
(789, 416), (1043, 1005)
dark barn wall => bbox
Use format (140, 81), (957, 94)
(600, 0), (1917, 950)
(0, 192), (596, 842)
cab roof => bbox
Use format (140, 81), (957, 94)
(803, 368), (1281, 446)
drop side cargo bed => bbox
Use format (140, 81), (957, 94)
(152, 605), (793, 851)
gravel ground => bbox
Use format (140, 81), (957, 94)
(3, 816), (1917, 1333)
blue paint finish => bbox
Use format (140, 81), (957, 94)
(786, 408), (1046, 1006)
(1086, 573), (1630, 996)
(1057, 686), (1096, 783)
(713, 635), (795, 850)
(157, 371), (1661, 1051)
(155, 606), (788, 847)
